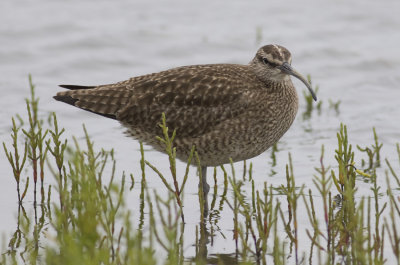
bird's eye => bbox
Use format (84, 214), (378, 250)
(262, 58), (279, 67)
(262, 57), (279, 67)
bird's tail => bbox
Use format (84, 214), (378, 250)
(54, 84), (131, 120)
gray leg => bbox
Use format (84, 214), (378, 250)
(200, 166), (209, 215)
(201, 166), (210, 194)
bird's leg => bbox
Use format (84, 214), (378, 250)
(200, 166), (209, 216)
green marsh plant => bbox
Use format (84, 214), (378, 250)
(302, 75), (322, 120)
(357, 127), (383, 171)
(145, 113), (195, 223)
(3, 77), (400, 265)
(3, 117), (29, 205)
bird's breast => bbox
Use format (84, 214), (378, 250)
(186, 87), (299, 166)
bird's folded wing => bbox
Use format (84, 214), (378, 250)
(55, 64), (260, 137)
(117, 64), (257, 137)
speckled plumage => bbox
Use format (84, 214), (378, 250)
(54, 45), (315, 167)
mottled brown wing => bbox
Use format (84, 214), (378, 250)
(116, 64), (258, 137)
(54, 64), (260, 137)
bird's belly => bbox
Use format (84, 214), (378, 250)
(174, 111), (296, 167)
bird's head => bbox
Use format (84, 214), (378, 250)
(250, 44), (317, 101)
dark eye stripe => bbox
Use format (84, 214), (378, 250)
(262, 58), (279, 67)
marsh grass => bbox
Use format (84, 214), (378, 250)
(302, 75), (322, 120)
(1, 78), (400, 264)
(302, 75), (341, 119)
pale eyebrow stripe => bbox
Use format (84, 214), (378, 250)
(265, 54), (281, 65)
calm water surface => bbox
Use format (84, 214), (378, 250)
(1, 0), (400, 262)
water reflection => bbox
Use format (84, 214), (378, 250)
(7, 205), (28, 257)
(6, 197), (51, 263)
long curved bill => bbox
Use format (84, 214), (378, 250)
(280, 62), (317, 101)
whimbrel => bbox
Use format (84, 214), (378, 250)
(54, 44), (316, 213)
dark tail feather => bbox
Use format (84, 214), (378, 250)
(53, 95), (78, 106)
(59, 85), (96, 90)
(53, 93), (117, 120)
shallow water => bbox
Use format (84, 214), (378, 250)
(1, 0), (400, 262)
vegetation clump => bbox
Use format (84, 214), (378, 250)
(1, 77), (400, 265)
